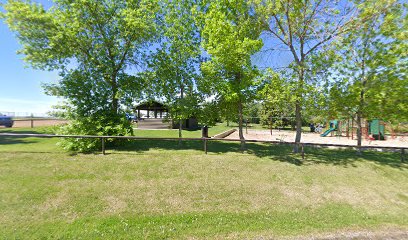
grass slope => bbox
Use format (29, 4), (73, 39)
(0, 127), (407, 239)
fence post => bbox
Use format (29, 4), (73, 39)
(402, 149), (405, 163)
(301, 143), (305, 160)
(30, 113), (34, 128)
(203, 138), (208, 154)
(101, 137), (105, 155)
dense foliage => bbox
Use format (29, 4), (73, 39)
(2, 0), (159, 150)
(197, 0), (263, 148)
(328, 0), (407, 146)
(146, 0), (201, 139)
(2, 0), (406, 152)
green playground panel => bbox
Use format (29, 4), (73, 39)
(330, 120), (338, 129)
(369, 119), (385, 140)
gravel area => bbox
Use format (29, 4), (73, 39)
(225, 129), (408, 148)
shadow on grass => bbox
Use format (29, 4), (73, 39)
(113, 139), (407, 169)
(0, 130), (48, 146)
(1, 131), (405, 169)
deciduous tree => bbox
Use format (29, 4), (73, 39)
(330, 0), (407, 147)
(255, 0), (355, 151)
(196, 0), (263, 149)
(146, 0), (201, 142)
(2, 0), (158, 151)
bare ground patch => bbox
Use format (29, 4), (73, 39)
(12, 119), (69, 128)
(225, 130), (408, 148)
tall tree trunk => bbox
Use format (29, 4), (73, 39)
(236, 72), (245, 150)
(178, 85), (184, 146)
(111, 74), (118, 114)
(356, 84), (365, 154)
(238, 99), (245, 150)
(178, 118), (183, 145)
(294, 66), (304, 153)
(357, 56), (367, 154)
(294, 100), (302, 145)
(356, 109), (362, 147)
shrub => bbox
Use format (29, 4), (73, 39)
(56, 113), (133, 152)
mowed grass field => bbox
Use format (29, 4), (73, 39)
(0, 126), (408, 239)
(132, 123), (235, 138)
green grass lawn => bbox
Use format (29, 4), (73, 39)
(133, 122), (309, 138)
(132, 123), (233, 138)
(0, 126), (407, 239)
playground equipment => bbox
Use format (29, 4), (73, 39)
(320, 120), (338, 137)
(320, 118), (388, 141)
(368, 119), (385, 140)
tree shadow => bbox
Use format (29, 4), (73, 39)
(0, 130), (47, 146)
(1, 132), (405, 170)
(302, 146), (405, 169)
(113, 139), (406, 169)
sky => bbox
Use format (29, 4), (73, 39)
(0, 0), (58, 115)
(0, 0), (293, 116)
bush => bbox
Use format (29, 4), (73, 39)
(56, 113), (133, 152)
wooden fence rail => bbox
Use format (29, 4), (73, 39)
(0, 133), (406, 161)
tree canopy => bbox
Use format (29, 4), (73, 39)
(328, 0), (407, 146)
(255, 0), (356, 151)
(2, 0), (159, 150)
(2, 0), (406, 152)
(197, 0), (263, 148)
(146, 0), (201, 140)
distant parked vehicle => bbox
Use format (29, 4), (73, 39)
(126, 114), (138, 123)
(0, 114), (13, 127)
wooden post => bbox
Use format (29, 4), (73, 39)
(301, 144), (305, 160)
(101, 137), (105, 155)
(203, 138), (207, 154)
(30, 113), (34, 128)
